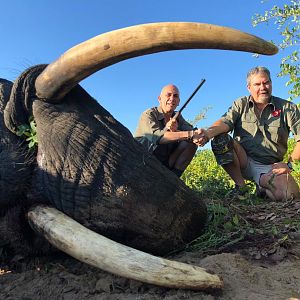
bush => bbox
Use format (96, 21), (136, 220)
(181, 139), (300, 254)
(284, 138), (300, 185)
(182, 149), (233, 198)
(184, 138), (300, 198)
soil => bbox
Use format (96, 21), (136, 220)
(1, 198), (300, 300)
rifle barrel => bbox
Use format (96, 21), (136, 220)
(178, 79), (206, 115)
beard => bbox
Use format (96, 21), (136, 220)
(255, 93), (271, 104)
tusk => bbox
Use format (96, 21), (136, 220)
(35, 22), (278, 101)
(27, 205), (223, 290)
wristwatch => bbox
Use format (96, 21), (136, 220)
(287, 161), (293, 170)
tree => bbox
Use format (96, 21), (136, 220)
(252, 0), (300, 100)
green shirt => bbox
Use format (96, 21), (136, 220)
(134, 106), (193, 153)
(221, 95), (300, 164)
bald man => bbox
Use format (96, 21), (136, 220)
(134, 84), (203, 177)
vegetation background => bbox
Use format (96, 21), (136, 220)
(177, 0), (300, 254)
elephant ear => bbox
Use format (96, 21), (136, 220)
(0, 77), (35, 207)
(0, 79), (13, 113)
(0, 78), (13, 141)
(0, 78), (14, 149)
(4, 65), (47, 135)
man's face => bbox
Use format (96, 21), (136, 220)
(158, 85), (180, 114)
(247, 72), (272, 104)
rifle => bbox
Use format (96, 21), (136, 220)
(171, 79), (206, 123)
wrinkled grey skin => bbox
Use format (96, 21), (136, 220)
(0, 79), (29, 207)
(0, 65), (207, 257)
(0, 78), (49, 255)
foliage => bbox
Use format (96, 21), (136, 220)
(181, 148), (259, 252)
(187, 106), (212, 128)
(182, 149), (232, 197)
(252, 0), (300, 99)
(16, 116), (38, 149)
(182, 139), (300, 254)
(284, 138), (300, 183)
(184, 200), (248, 254)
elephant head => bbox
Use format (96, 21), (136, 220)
(0, 22), (277, 290)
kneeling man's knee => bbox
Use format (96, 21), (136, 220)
(211, 133), (234, 165)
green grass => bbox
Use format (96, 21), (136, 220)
(181, 143), (300, 255)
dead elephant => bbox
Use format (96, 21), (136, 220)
(0, 22), (277, 290)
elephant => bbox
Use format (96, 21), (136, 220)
(0, 22), (277, 290)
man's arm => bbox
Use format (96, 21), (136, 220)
(270, 141), (300, 176)
(205, 120), (231, 140)
(196, 119), (230, 146)
(286, 102), (300, 162)
(290, 141), (300, 162)
(135, 110), (201, 146)
(159, 130), (194, 144)
(160, 115), (203, 144)
(199, 97), (244, 145)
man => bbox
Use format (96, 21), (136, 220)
(199, 66), (300, 201)
(134, 84), (203, 177)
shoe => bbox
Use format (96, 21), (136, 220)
(255, 184), (267, 199)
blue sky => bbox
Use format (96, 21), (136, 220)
(0, 0), (295, 134)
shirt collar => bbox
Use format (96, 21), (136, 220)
(269, 96), (277, 111)
(157, 106), (165, 120)
(157, 106), (176, 119)
(248, 95), (276, 111)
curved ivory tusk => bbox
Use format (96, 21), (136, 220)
(27, 205), (223, 290)
(35, 22), (278, 101)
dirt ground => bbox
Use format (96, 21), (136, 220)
(1, 198), (300, 300)
(1, 248), (300, 300)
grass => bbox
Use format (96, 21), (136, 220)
(181, 147), (300, 256)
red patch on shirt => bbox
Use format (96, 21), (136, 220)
(272, 109), (281, 117)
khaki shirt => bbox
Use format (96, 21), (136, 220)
(134, 106), (193, 153)
(221, 95), (300, 164)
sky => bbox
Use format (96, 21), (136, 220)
(0, 0), (297, 135)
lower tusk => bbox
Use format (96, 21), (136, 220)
(27, 205), (223, 290)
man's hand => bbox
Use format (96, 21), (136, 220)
(271, 162), (291, 175)
(190, 128), (209, 147)
(165, 118), (178, 132)
(191, 128), (209, 147)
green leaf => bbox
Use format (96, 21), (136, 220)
(224, 221), (234, 231)
(16, 116), (38, 149)
(232, 215), (239, 226)
(252, 1), (300, 99)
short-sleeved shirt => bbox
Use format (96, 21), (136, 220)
(134, 106), (193, 153)
(221, 95), (300, 164)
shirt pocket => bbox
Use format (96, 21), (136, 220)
(239, 115), (257, 139)
(264, 118), (281, 143)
